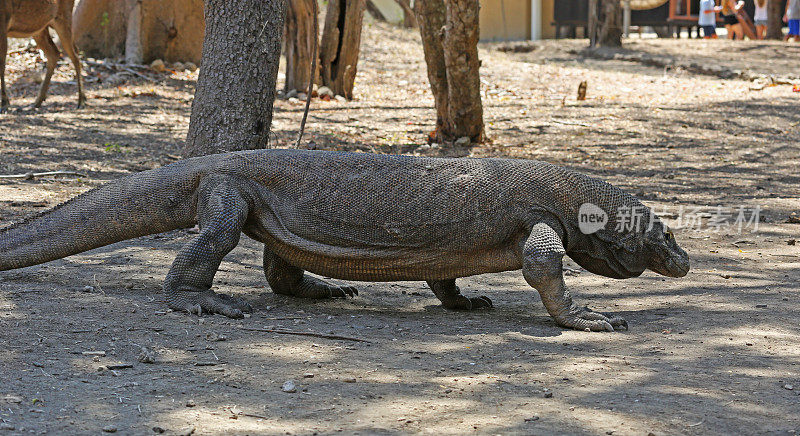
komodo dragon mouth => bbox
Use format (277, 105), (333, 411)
(646, 227), (690, 278)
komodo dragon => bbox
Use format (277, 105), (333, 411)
(0, 149), (689, 332)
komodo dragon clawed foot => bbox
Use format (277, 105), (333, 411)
(427, 280), (493, 310)
(263, 248), (358, 299)
(289, 275), (359, 299)
(555, 307), (628, 332)
(168, 288), (253, 319)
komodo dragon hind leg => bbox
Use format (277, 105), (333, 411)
(427, 279), (493, 310)
(163, 179), (253, 318)
(522, 222), (627, 332)
(263, 248), (358, 299)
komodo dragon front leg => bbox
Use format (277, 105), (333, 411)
(522, 221), (628, 332)
(163, 178), (253, 318)
(263, 249), (358, 299)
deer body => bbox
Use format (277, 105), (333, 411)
(1, 0), (85, 111)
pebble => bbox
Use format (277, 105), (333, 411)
(138, 347), (156, 364)
(102, 425), (118, 433)
(152, 426), (166, 434)
(150, 59), (166, 72)
(318, 86), (334, 98)
(543, 392), (553, 398)
(177, 426), (195, 436)
(172, 62), (185, 71)
(343, 378), (357, 383)
(785, 384), (794, 390)
(524, 416), (540, 422)
(334, 95), (347, 102)
(303, 373), (315, 378)
(297, 92), (308, 101)
(185, 62), (198, 72)
(282, 380), (297, 393)
(186, 400), (196, 407)
(455, 136), (471, 147)
(0, 423), (14, 430)
(2, 394), (23, 403)
(206, 333), (227, 342)
(285, 89), (298, 99)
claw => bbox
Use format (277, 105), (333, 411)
(171, 289), (251, 319)
(558, 308), (626, 332)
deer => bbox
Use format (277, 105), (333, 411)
(1, 0), (86, 112)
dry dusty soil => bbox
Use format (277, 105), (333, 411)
(1, 24), (799, 435)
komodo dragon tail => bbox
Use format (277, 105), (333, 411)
(0, 160), (203, 271)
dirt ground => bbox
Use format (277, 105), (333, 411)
(1, 23), (799, 435)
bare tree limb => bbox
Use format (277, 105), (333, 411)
(294, 0), (319, 148)
(240, 326), (371, 343)
(0, 171), (87, 180)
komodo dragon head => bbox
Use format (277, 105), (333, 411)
(568, 202), (690, 280)
(641, 219), (690, 278)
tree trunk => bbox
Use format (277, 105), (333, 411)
(589, 0), (622, 47)
(588, 0), (598, 46)
(73, 0), (205, 64)
(284, 0), (318, 93)
(416, 0), (484, 144)
(396, 0), (418, 28)
(184, 0), (285, 157)
(365, 1), (387, 22)
(319, 0), (366, 99)
(766, 0), (784, 39)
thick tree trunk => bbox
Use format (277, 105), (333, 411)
(73, 0), (205, 64)
(365, 1), (387, 21)
(396, 0), (418, 28)
(766, 0), (784, 39)
(589, 0), (622, 47)
(319, 0), (366, 99)
(284, 0), (318, 93)
(416, 0), (484, 144)
(184, 0), (285, 157)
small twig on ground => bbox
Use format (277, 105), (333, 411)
(84, 59), (159, 82)
(0, 170), (87, 180)
(240, 326), (370, 343)
(261, 316), (304, 320)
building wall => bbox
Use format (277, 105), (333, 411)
(366, 0), (557, 42)
(479, 0), (531, 40)
(540, 0), (556, 39)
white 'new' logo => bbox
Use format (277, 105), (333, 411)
(578, 203), (607, 234)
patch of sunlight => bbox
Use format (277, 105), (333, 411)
(0, 294), (20, 320)
(0, 348), (19, 366)
(238, 340), (350, 364)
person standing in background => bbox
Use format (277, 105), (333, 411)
(754, 0), (768, 39)
(721, 0), (744, 39)
(699, 0), (722, 38)
(785, 0), (800, 41)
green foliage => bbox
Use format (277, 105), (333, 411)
(103, 143), (129, 153)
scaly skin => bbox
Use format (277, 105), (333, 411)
(0, 149), (690, 332)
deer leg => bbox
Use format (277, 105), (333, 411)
(51, 19), (85, 108)
(31, 29), (59, 109)
(0, 21), (8, 111)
